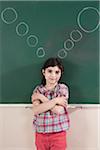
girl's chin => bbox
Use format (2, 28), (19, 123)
(49, 81), (57, 84)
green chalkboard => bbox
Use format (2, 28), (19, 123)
(0, 0), (99, 104)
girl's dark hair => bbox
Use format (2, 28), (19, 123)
(41, 57), (64, 85)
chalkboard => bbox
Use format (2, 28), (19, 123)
(0, 0), (99, 104)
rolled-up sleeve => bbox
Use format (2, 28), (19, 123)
(60, 84), (69, 100)
(32, 86), (39, 94)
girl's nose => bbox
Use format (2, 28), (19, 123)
(51, 72), (56, 77)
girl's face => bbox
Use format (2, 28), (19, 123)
(42, 66), (62, 86)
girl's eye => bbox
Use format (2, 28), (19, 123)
(48, 70), (52, 73)
(55, 71), (60, 74)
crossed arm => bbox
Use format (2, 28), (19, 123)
(31, 92), (68, 115)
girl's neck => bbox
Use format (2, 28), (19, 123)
(45, 83), (57, 90)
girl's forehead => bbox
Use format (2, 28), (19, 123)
(46, 66), (61, 70)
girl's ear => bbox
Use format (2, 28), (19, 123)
(42, 69), (45, 75)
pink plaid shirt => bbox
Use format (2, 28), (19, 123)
(33, 83), (70, 133)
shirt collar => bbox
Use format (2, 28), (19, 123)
(41, 84), (60, 93)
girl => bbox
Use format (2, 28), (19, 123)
(31, 57), (70, 150)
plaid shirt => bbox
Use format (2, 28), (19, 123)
(33, 83), (70, 133)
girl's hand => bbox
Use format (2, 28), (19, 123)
(38, 94), (49, 102)
(31, 93), (48, 103)
(55, 96), (67, 107)
(33, 100), (41, 105)
(31, 93), (39, 103)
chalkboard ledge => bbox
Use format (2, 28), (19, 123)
(0, 104), (100, 109)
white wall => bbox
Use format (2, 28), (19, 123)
(0, 104), (100, 150)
